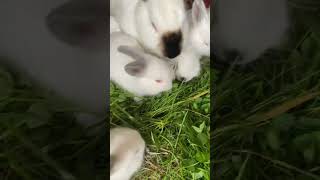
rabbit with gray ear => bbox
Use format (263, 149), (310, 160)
(175, 0), (210, 82)
(110, 127), (146, 180)
(212, 0), (289, 65)
(0, 0), (108, 126)
(110, 31), (175, 97)
(110, 0), (187, 59)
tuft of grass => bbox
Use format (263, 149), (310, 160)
(110, 59), (210, 179)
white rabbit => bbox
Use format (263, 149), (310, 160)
(110, 16), (121, 34)
(110, 127), (146, 180)
(110, 31), (175, 97)
(186, 0), (210, 57)
(212, 0), (289, 64)
(175, 0), (210, 82)
(110, 0), (187, 59)
(0, 0), (108, 125)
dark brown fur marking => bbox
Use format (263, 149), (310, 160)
(162, 30), (183, 59)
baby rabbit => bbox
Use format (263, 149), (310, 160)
(110, 127), (146, 180)
(187, 0), (210, 57)
(110, 32), (175, 97)
(175, 0), (210, 82)
(110, 0), (187, 59)
(0, 0), (108, 125)
(212, 0), (289, 65)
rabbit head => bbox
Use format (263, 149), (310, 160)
(135, 0), (187, 59)
(118, 45), (175, 96)
(110, 127), (146, 180)
(175, 51), (201, 82)
(189, 0), (210, 56)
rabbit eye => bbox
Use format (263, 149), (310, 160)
(155, 80), (163, 83)
(204, 42), (209, 46)
(151, 22), (158, 32)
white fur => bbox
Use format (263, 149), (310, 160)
(175, 48), (201, 82)
(212, 0), (289, 64)
(175, 0), (210, 81)
(110, 0), (186, 58)
(0, 0), (107, 125)
(188, 2), (210, 57)
(110, 16), (121, 34)
(110, 32), (174, 97)
(110, 127), (145, 180)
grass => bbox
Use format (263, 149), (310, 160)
(0, 56), (210, 180)
(0, 65), (107, 179)
(212, 1), (320, 179)
(110, 59), (210, 179)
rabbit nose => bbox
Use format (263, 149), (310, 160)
(162, 30), (182, 59)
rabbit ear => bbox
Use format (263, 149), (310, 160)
(46, 0), (107, 49)
(191, 0), (208, 24)
(118, 46), (147, 77)
(118, 46), (146, 63)
(124, 61), (147, 77)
